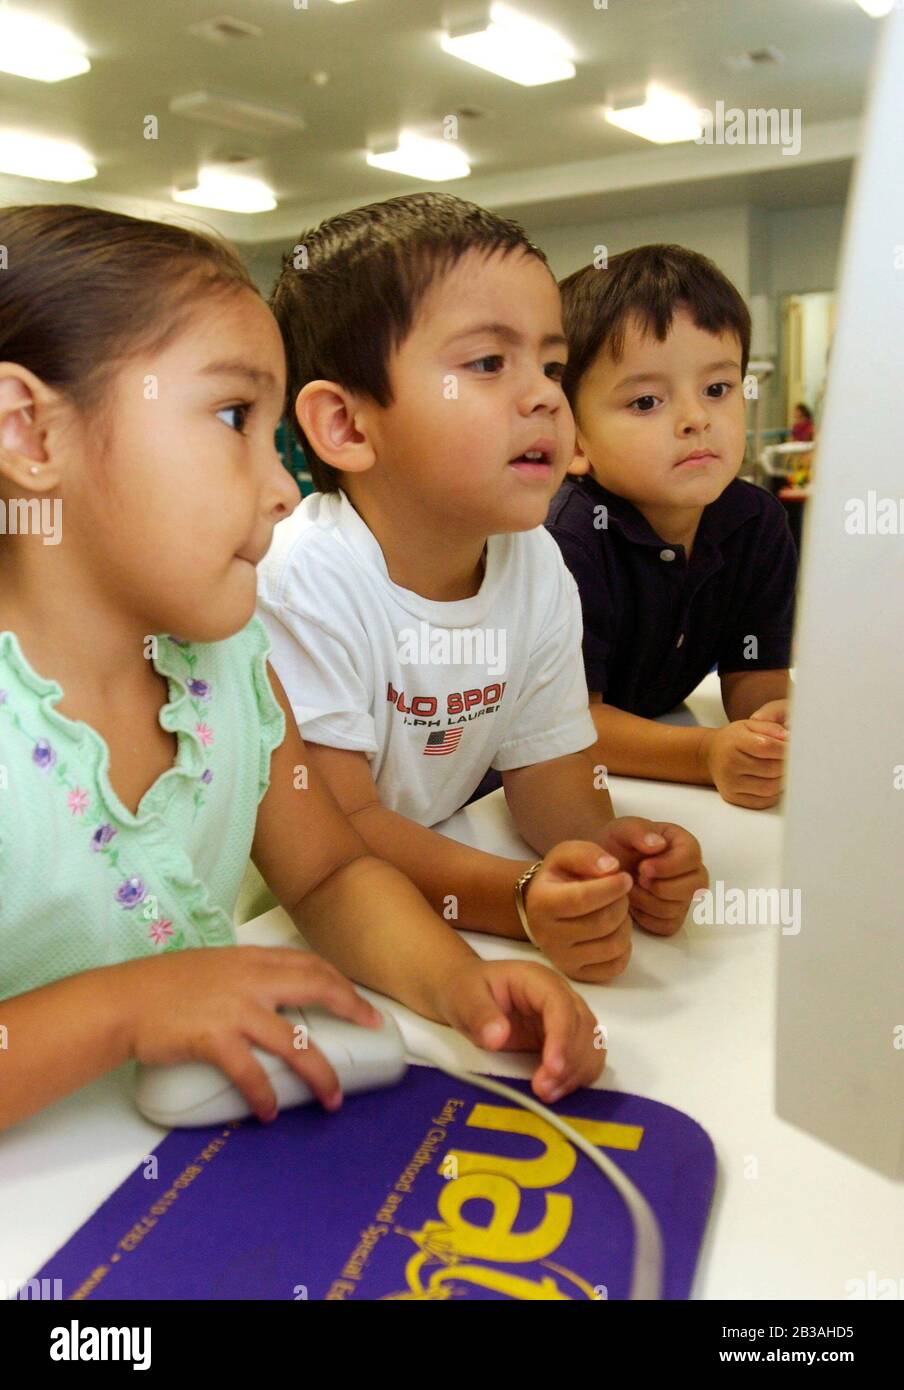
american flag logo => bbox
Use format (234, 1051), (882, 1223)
(423, 729), (463, 757)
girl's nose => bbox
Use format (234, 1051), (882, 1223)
(269, 451), (302, 520)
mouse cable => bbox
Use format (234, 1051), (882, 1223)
(405, 1052), (664, 1301)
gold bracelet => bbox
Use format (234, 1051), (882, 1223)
(514, 861), (544, 947)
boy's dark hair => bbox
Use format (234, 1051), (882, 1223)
(559, 244), (751, 409)
(271, 191), (549, 492)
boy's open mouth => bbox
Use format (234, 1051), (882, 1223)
(508, 440), (555, 476)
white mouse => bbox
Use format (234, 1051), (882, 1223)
(134, 1006), (408, 1127)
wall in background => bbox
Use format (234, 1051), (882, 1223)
(766, 205), (847, 297)
(523, 204), (752, 293)
(761, 205), (846, 427)
(242, 242), (287, 300)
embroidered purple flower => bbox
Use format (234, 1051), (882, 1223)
(116, 877), (146, 909)
(195, 722), (214, 747)
(149, 919), (174, 946)
(67, 787), (90, 816)
(188, 678), (211, 700)
(90, 823), (117, 851)
(200, 768), (213, 784)
(33, 738), (57, 772)
(167, 635), (190, 647)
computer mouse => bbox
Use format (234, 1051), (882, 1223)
(134, 1005), (408, 1127)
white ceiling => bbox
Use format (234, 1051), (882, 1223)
(0, 0), (878, 241)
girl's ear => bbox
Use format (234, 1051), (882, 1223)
(0, 369), (58, 490)
(294, 381), (376, 477)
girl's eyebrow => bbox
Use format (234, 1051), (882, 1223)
(200, 360), (278, 387)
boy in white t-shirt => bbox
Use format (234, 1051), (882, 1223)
(259, 192), (708, 983)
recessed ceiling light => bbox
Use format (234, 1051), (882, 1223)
(173, 168), (276, 213)
(0, 9), (90, 82)
(367, 134), (471, 181)
(0, 131), (96, 182)
(441, 3), (575, 86)
(854, 0), (894, 15)
(604, 85), (703, 144)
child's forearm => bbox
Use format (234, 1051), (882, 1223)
(294, 854), (500, 1018)
(0, 966), (135, 1131)
(721, 669), (790, 721)
(336, 803), (534, 939)
(589, 700), (715, 785)
(504, 747), (623, 855)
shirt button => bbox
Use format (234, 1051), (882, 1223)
(660, 548), (676, 562)
(676, 633), (685, 648)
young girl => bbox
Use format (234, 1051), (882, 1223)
(0, 205), (603, 1132)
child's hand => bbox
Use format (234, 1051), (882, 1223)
(516, 840), (634, 983)
(704, 718), (787, 809)
(122, 946), (384, 1123)
(597, 816), (708, 937)
(750, 698), (790, 729)
(436, 958), (606, 1103)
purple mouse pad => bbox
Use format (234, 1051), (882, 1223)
(31, 1068), (715, 1301)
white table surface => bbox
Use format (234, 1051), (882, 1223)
(2, 677), (901, 1300)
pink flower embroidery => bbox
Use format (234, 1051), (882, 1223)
(149, 919), (174, 946)
(195, 722), (214, 747)
(67, 787), (90, 816)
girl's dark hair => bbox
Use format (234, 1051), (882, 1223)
(0, 204), (255, 417)
(270, 191), (549, 492)
(795, 402), (813, 419)
(559, 244), (751, 409)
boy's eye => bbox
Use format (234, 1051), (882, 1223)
(705, 381), (733, 399)
(544, 361), (566, 382)
(217, 403), (252, 433)
(468, 355), (505, 374)
(629, 395), (660, 413)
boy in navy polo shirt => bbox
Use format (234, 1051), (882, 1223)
(546, 245), (796, 810)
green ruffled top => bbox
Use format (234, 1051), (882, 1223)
(0, 616), (285, 1001)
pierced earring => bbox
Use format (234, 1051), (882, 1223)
(29, 465), (40, 476)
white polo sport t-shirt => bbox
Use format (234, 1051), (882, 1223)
(256, 489), (596, 827)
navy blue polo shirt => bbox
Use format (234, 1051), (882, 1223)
(545, 475), (797, 718)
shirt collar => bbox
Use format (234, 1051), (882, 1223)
(328, 487), (507, 623)
(572, 473), (760, 552)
